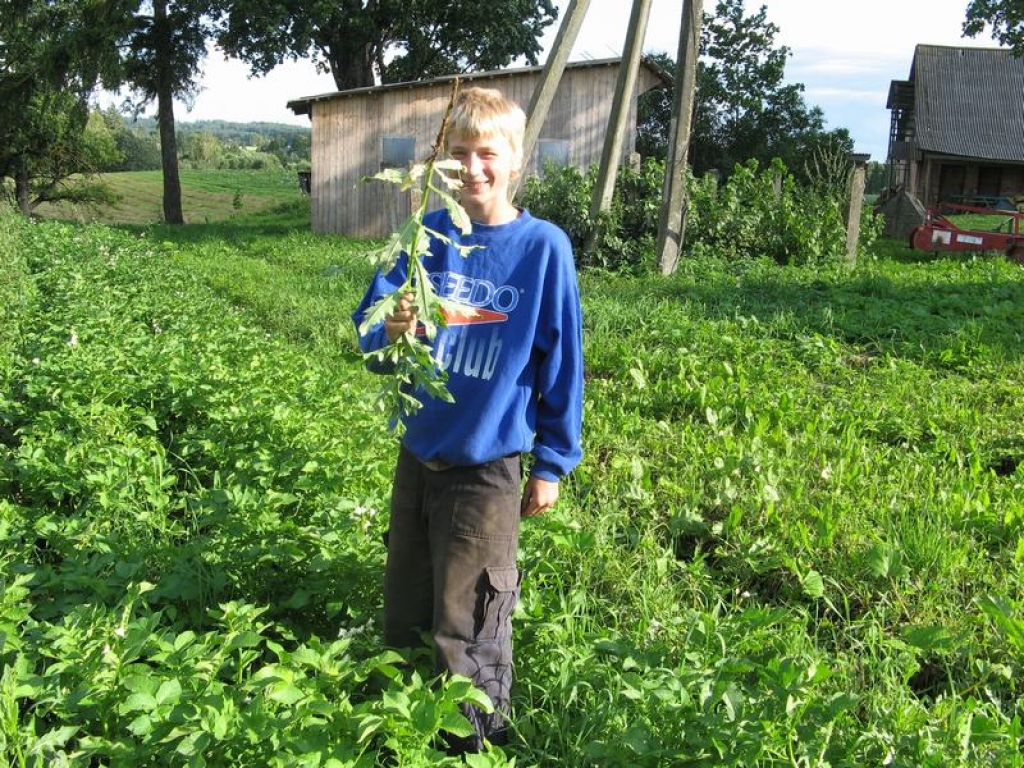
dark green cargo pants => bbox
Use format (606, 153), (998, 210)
(384, 445), (522, 751)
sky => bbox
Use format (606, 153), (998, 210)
(159, 0), (1000, 162)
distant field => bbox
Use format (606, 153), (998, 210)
(34, 169), (308, 226)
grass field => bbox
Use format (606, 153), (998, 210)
(33, 169), (307, 226)
(3, 171), (1024, 765)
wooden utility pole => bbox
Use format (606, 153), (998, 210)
(522, 0), (593, 177)
(845, 153), (871, 262)
(584, 0), (654, 255)
(656, 0), (703, 275)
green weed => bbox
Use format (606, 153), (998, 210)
(3, 197), (1024, 765)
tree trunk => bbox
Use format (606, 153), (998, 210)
(157, 88), (184, 224)
(327, 39), (377, 89)
(15, 161), (31, 217)
(322, 0), (379, 88)
(154, 0), (184, 224)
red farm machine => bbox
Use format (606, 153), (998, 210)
(911, 199), (1024, 265)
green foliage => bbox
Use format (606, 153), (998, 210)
(102, 113), (311, 173)
(4, 170), (1024, 765)
(519, 159), (663, 272)
(521, 155), (880, 270)
(0, 218), (508, 765)
(218, 149), (284, 172)
(0, 89), (103, 212)
(519, 163), (595, 254)
(638, 0), (853, 179)
(865, 160), (890, 196)
(179, 130), (224, 169)
(0, 205), (35, 370)
(635, 52), (675, 161)
(100, 110), (164, 172)
(82, 110), (123, 172)
(217, 0), (558, 89)
(688, 157), (857, 265)
(116, 0), (212, 109)
(0, 2), (128, 215)
(964, 0), (1024, 54)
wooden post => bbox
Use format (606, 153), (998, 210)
(584, 0), (654, 254)
(656, 0), (703, 275)
(522, 0), (593, 181)
(845, 153), (871, 262)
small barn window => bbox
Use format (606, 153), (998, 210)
(537, 139), (570, 170)
(381, 136), (416, 169)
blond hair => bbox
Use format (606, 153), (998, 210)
(447, 86), (527, 170)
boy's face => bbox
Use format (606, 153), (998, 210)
(448, 130), (520, 226)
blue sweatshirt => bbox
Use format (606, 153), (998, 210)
(352, 208), (583, 481)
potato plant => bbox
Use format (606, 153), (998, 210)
(4, 165), (1024, 766)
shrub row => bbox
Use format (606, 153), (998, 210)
(519, 157), (882, 272)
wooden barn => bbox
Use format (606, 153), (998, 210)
(886, 44), (1024, 209)
(287, 57), (671, 238)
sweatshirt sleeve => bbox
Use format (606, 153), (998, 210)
(530, 239), (584, 482)
(351, 255), (409, 372)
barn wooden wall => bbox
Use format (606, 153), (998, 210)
(308, 63), (665, 237)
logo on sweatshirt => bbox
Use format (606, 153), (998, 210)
(429, 271), (520, 317)
(434, 326), (504, 381)
(424, 270), (519, 381)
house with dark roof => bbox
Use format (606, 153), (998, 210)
(886, 44), (1024, 210)
(287, 58), (670, 238)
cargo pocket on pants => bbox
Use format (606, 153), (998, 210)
(476, 566), (520, 641)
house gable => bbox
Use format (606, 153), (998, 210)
(887, 44), (1024, 210)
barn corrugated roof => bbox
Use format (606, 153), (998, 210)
(287, 56), (673, 117)
(910, 44), (1024, 161)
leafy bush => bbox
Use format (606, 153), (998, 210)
(219, 151), (284, 172)
(519, 159), (663, 272)
(519, 163), (595, 255)
(521, 155), (881, 271)
(688, 158), (830, 264)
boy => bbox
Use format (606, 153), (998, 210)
(352, 86), (584, 752)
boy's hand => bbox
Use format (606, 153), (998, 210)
(385, 292), (418, 343)
(521, 476), (558, 517)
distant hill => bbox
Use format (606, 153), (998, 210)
(127, 117), (310, 147)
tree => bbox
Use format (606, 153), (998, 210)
(864, 160), (889, 196)
(98, 107), (163, 171)
(1, 1), (125, 214)
(26, 94), (123, 207)
(180, 131), (225, 169)
(692, 0), (850, 178)
(635, 52), (674, 161)
(637, 0), (851, 181)
(215, 0), (558, 90)
(964, 0), (1024, 55)
(118, 0), (217, 224)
